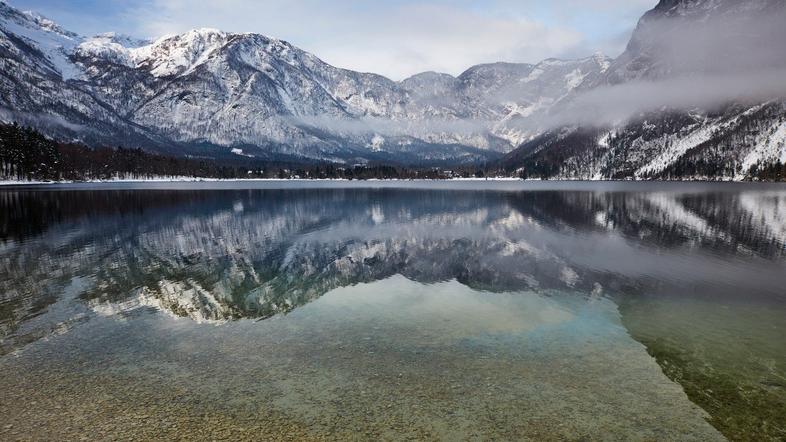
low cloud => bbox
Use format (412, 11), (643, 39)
(64, 0), (786, 142)
(547, 70), (786, 129)
(0, 107), (89, 133)
(535, 7), (786, 129)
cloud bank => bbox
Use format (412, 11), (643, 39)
(550, 9), (786, 128)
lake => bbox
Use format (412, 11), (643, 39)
(1, 181), (785, 441)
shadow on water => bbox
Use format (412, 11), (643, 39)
(1, 182), (785, 440)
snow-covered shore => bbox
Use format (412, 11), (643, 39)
(1, 176), (779, 187)
(0, 177), (529, 186)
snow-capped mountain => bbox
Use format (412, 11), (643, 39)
(502, 0), (786, 180)
(0, 2), (186, 154)
(1, 0), (784, 176)
(0, 0), (609, 164)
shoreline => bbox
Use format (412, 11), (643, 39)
(2, 178), (784, 195)
(0, 177), (522, 186)
(0, 177), (778, 187)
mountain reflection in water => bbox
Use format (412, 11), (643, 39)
(1, 182), (785, 440)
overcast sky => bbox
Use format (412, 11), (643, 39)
(10, 0), (655, 79)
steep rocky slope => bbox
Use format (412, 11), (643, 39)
(1, 0), (784, 176)
(0, 1), (608, 164)
(502, 0), (786, 180)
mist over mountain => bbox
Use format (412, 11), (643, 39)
(503, 0), (786, 180)
(1, 0), (784, 177)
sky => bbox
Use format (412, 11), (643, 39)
(9, 0), (655, 80)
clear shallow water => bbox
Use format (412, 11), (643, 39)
(1, 181), (785, 440)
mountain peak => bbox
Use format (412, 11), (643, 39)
(92, 32), (150, 49)
(0, 1), (82, 79)
(149, 27), (229, 49)
(401, 71), (455, 83)
(647, 0), (779, 19)
(131, 27), (231, 77)
(183, 27), (226, 38)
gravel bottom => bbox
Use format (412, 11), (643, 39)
(1, 280), (726, 441)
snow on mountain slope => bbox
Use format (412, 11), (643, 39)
(2, 0), (783, 176)
(633, 109), (752, 178)
(75, 33), (149, 68)
(400, 72), (456, 100)
(477, 55), (611, 146)
(0, 0), (612, 163)
(0, 1), (174, 150)
(740, 118), (786, 174)
(131, 28), (230, 78)
(504, 100), (786, 181)
(501, 0), (786, 180)
(0, 1), (80, 79)
(391, 55), (612, 149)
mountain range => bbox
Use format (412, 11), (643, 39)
(1, 0), (785, 177)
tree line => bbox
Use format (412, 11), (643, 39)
(0, 123), (251, 181)
(749, 161), (786, 181)
(7, 121), (779, 182)
(0, 123), (491, 182)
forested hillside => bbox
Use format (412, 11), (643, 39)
(0, 123), (482, 181)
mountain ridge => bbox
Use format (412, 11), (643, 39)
(0, 0), (611, 164)
(500, 0), (786, 180)
(1, 0), (785, 178)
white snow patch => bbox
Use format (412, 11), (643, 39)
(597, 131), (613, 148)
(522, 67), (544, 83)
(635, 121), (717, 177)
(636, 105), (766, 178)
(76, 33), (146, 67)
(740, 121), (786, 175)
(1, 8), (82, 79)
(129, 28), (228, 77)
(564, 69), (587, 89)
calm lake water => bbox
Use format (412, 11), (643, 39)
(1, 181), (785, 441)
